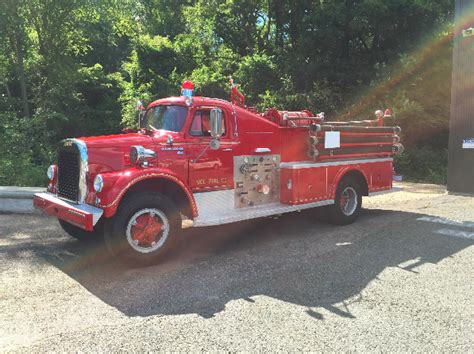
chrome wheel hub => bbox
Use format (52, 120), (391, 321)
(340, 186), (358, 216)
(126, 208), (170, 253)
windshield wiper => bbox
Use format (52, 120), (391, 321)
(148, 124), (160, 131)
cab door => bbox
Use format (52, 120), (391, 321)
(187, 106), (235, 191)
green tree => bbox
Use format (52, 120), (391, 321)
(0, 0), (30, 117)
(0, 0), (455, 185)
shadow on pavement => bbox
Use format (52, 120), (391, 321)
(24, 209), (474, 319)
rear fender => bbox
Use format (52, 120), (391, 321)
(330, 167), (370, 199)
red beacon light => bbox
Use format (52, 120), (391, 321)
(181, 81), (194, 97)
(181, 80), (194, 106)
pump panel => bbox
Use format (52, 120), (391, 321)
(233, 154), (280, 208)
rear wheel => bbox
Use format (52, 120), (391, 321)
(58, 219), (103, 241)
(327, 176), (362, 225)
(104, 191), (181, 266)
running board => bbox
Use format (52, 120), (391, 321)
(192, 190), (334, 227)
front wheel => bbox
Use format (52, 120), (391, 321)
(326, 177), (362, 225)
(104, 191), (181, 266)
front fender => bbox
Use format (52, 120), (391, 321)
(96, 167), (197, 218)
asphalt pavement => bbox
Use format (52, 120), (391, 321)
(1, 183), (473, 351)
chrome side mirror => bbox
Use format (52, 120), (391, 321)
(210, 108), (223, 138)
(210, 108), (223, 150)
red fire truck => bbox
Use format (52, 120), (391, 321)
(33, 81), (402, 264)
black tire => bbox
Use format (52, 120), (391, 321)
(104, 191), (181, 266)
(58, 219), (103, 241)
(326, 176), (362, 225)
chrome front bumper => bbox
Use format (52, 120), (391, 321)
(33, 192), (103, 231)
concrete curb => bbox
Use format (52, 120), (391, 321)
(0, 187), (45, 214)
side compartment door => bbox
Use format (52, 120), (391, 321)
(187, 106), (236, 191)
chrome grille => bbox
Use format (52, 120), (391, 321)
(57, 148), (80, 202)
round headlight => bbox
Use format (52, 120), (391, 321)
(93, 174), (104, 193)
(47, 165), (56, 180)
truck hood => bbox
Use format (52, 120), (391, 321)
(78, 131), (184, 174)
(78, 132), (155, 174)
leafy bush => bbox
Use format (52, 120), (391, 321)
(394, 145), (448, 185)
(0, 112), (51, 186)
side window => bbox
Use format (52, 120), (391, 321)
(190, 111), (204, 136)
(189, 109), (226, 137)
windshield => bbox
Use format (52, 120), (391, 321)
(145, 105), (188, 132)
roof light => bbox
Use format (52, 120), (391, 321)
(181, 80), (194, 98)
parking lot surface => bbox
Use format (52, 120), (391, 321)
(1, 183), (473, 351)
